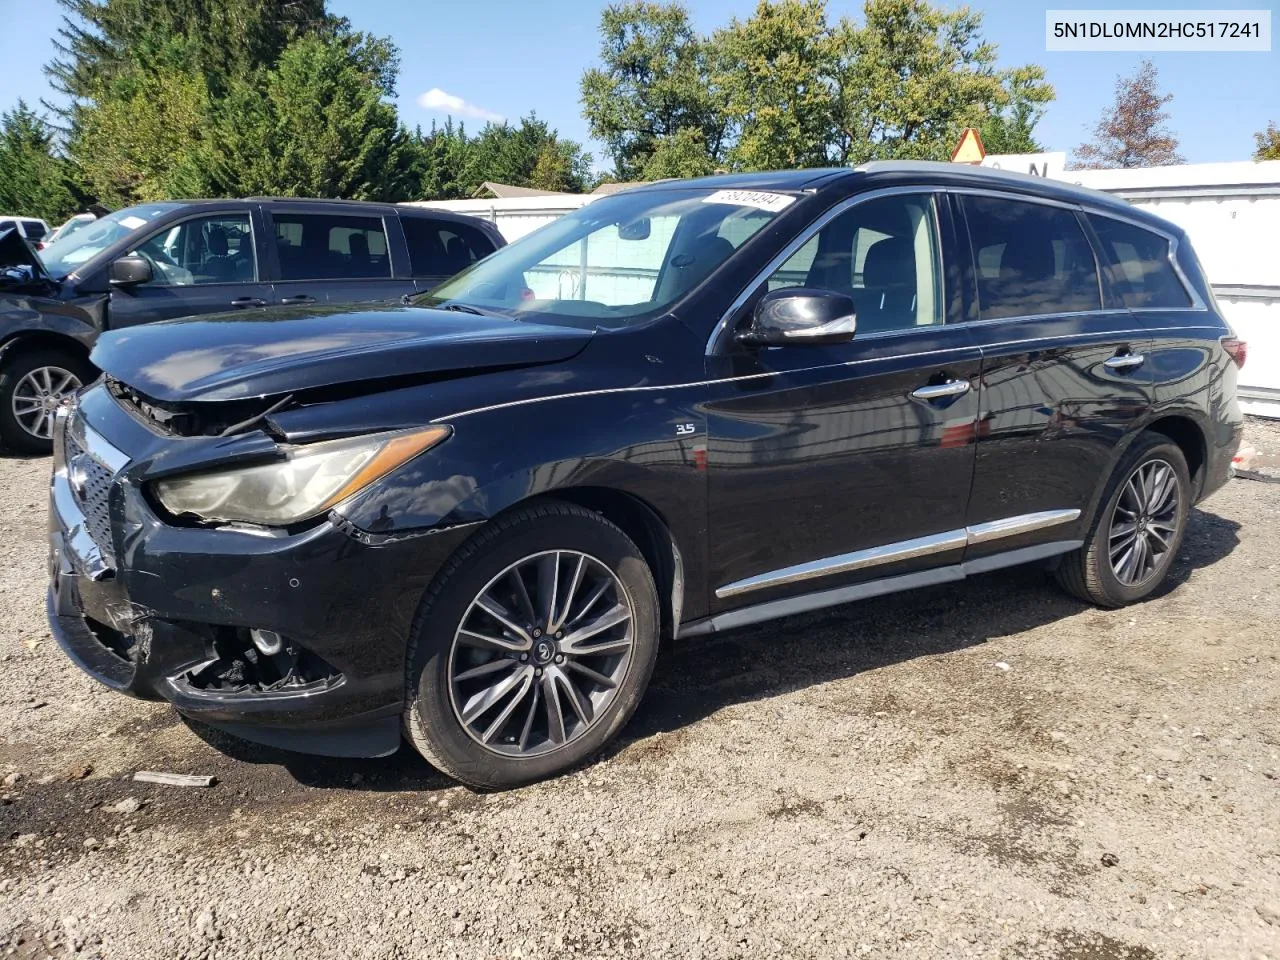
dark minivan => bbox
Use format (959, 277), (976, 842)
(0, 199), (503, 452)
(48, 163), (1244, 789)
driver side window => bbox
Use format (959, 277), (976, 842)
(130, 214), (256, 286)
(766, 194), (943, 334)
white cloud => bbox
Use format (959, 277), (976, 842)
(416, 88), (503, 123)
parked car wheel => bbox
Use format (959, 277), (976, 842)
(0, 347), (95, 455)
(1056, 434), (1191, 608)
(404, 501), (660, 789)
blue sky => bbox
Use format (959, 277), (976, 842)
(1, 0), (1276, 173)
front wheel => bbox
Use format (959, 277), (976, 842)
(404, 502), (660, 789)
(1055, 434), (1191, 608)
(0, 347), (95, 455)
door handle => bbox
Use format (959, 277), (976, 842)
(911, 380), (972, 401)
(230, 297), (266, 309)
(1104, 352), (1146, 371)
(279, 295), (316, 305)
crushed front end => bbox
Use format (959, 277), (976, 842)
(46, 382), (473, 757)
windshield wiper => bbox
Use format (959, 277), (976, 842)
(438, 302), (491, 316)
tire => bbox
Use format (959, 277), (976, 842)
(0, 346), (95, 455)
(404, 501), (660, 789)
(1055, 434), (1191, 608)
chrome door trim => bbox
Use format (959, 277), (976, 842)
(714, 508), (1082, 600)
(705, 185), (947, 356)
(687, 540), (1083, 637)
(715, 529), (968, 600)
(965, 509), (1081, 546)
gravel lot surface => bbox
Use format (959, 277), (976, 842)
(2, 420), (1279, 960)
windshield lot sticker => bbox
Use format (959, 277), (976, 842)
(701, 190), (796, 212)
(119, 216), (148, 230)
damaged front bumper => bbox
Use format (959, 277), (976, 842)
(46, 392), (475, 758)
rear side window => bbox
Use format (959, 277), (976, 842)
(402, 217), (496, 278)
(20, 220), (47, 241)
(962, 196), (1101, 320)
(273, 214), (390, 281)
(1087, 215), (1192, 309)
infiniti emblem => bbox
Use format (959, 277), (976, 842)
(533, 639), (554, 664)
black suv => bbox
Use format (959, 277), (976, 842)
(47, 163), (1244, 789)
(0, 199), (503, 452)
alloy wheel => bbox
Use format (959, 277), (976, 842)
(448, 550), (635, 758)
(1108, 458), (1181, 587)
(12, 366), (81, 441)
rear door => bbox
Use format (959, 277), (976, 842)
(955, 191), (1153, 563)
(401, 215), (500, 292)
(105, 206), (275, 328)
(264, 206), (410, 306)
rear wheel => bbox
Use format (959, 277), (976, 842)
(1055, 434), (1190, 608)
(0, 347), (94, 455)
(404, 502), (659, 789)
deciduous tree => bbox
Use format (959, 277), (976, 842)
(580, 2), (729, 180)
(1254, 122), (1280, 161)
(580, 0), (1053, 177)
(1073, 60), (1183, 169)
(980, 66), (1055, 155)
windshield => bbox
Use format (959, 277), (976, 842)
(411, 187), (791, 328)
(39, 203), (181, 279)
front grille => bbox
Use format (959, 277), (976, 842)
(64, 427), (117, 565)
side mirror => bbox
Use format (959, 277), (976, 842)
(108, 255), (152, 287)
(738, 287), (857, 347)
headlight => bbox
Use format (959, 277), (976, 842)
(152, 426), (450, 525)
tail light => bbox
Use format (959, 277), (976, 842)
(1221, 337), (1247, 369)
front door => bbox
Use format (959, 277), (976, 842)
(106, 210), (273, 327)
(704, 191), (982, 612)
(954, 193), (1153, 563)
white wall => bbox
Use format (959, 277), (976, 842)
(1068, 161), (1280, 416)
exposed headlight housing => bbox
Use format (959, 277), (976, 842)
(152, 426), (450, 526)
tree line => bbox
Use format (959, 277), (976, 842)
(1, 0), (1276, 226)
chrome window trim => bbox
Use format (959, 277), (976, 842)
(125, 209), (260, 287)
(707, 183), (1213, 358)
(715, 508), (1081, 600)
(1079, 208), (1207, 312)
(953, 188), (1107, 318)
(705, 185), (948, 356)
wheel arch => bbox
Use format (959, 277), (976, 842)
(1081, 410), (1211, 533)
(510, 487), (685, 644)
(1143, 413), (1207, 498)
(0, 331), (94, 367)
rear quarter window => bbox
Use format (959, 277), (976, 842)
(1086, 215), (1193, 309)
(402, 217), (497, 278)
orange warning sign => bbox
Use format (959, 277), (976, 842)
(950, 127), (986, 164)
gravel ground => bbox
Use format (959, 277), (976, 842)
(2, 421), (1279, 960)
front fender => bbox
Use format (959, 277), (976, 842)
(331, 389), (710, 615)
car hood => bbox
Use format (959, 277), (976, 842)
(91, 304), (595, 403)
(0, 227), (50, 284)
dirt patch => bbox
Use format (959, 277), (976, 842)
(2, 418), (1278, 959)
